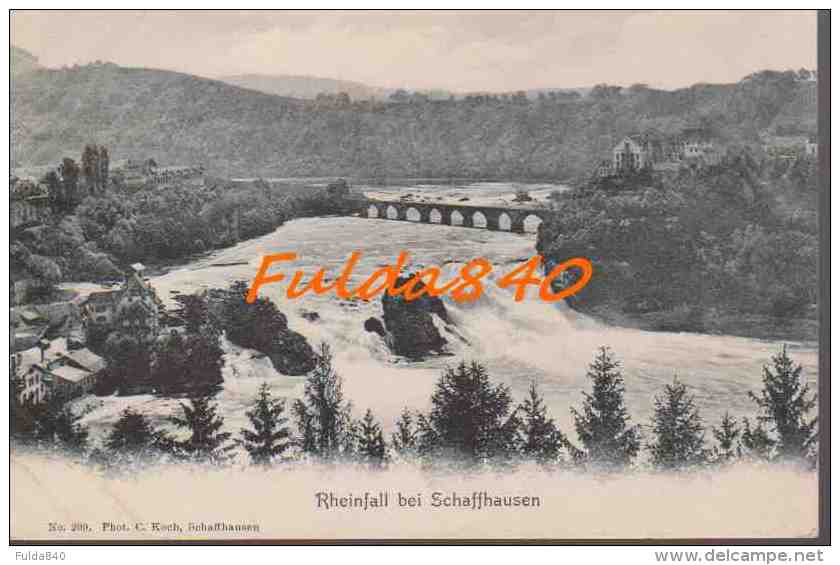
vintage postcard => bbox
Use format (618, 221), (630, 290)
(9, 9), (828, 544)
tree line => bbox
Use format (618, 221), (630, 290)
(11, 344), (817, 473)
(540, 150), (818, 336)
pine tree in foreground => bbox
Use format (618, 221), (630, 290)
(105, 407), (167, 454)
(570, 347), (641, 470)
(741, 418), (775, 461)
(711, 412), (741, 463)
(391, 408), (418, 456)
(649, 377), (707, 470)
(516, 381), (566, 466)
(169, 394), (234, 464)
(354, 409), (387, 468)
(240, 383), (291, 465)
(292, 343), (354, 460)
(747, 346), (817, 462)
(416, 361), (519, 466)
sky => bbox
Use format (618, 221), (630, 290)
(11, 10), (818, 92)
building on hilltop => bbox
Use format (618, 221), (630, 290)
(760, 132), (816, 159)
(602, 129), (723, 178)
(110, 158), (155, 190)
(149, 164), (205, 187)
(10, 175), (51, 229)
(110, 158), (205, 191)
(612, 135), (650, 173)
(595, 159), (614, 178)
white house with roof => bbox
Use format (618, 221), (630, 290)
(13, 337), (105, 404)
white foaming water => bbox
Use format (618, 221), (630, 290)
(44, 183), (819, 539)
(76, 182), (818, 441)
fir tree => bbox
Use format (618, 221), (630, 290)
(105, 407), (166, 454)
(711, 412), (741, 463)
(240, 383), (291, 465)
(51, 406), (90, 451)
(292, 343), (353, 459)
(152, 328), (224, 394)
(103, 331), (153, 394)
(391, 408), (418, 455)
(742, 417), (775, 461)
(649, 377), (707, 470)
(748, 346), (817, 462)
(98, 146), (110, 190)
(81, 144), (99, 193)
(58, 157), (80, 210)
(570, 347), (641, 470)
(169, 394), (234, 464)
(172, 292), (215, 334)
(516, 381), (566, 466)
(354, 409), (387, 468)
(416, 361), (519, 465)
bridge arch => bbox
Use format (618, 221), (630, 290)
(429, 208), (442, 224)
(450, 210), (464, 226)
(406, 207), (422, 222)
(498, 212), (512, 231)
(523, 214), (543, 234)
(386, 205), (399, 220)
(472, 211), (487, 229)
(367, 204), (380, 219)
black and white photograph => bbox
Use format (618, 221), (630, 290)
(8, 8), (829, 545)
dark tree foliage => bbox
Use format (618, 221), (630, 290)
(172, 293), (212, 334)
(222, 281), (288, 351)
(570, 347), (641, 470)
(292, 343), (354, 460)
(742, 417), (775, 461)
(649, 377), (707, 470)
(354, 409), (387, 468)
(150, 292), (224, 395)
(81, 144), (100, 194)
(152, 325), (224, 395)
(516, 381), (566, 466)
(27, 396), (89, 451)
(239, 383), (291, 465)
(58, 157), (81, 210)
(415, 361), (519, 465)
(747, 347), (817, 462)
(711, 412), (741, 463)
(10, 377), (37, 439)
(103, 332), (153, 395)
(169, 394), (234, 464)
(216, 280), (316, 375)
(105, 407), (169, 454)
(42, 170), (63, 214)
(98, 146), (110, 189)
(391, 408), (418, 456)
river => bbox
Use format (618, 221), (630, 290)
(74, 181), (819, 442)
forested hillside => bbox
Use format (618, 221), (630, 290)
(11, 53), (816, 179)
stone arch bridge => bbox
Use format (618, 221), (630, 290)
(349, 198), (552, 233)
